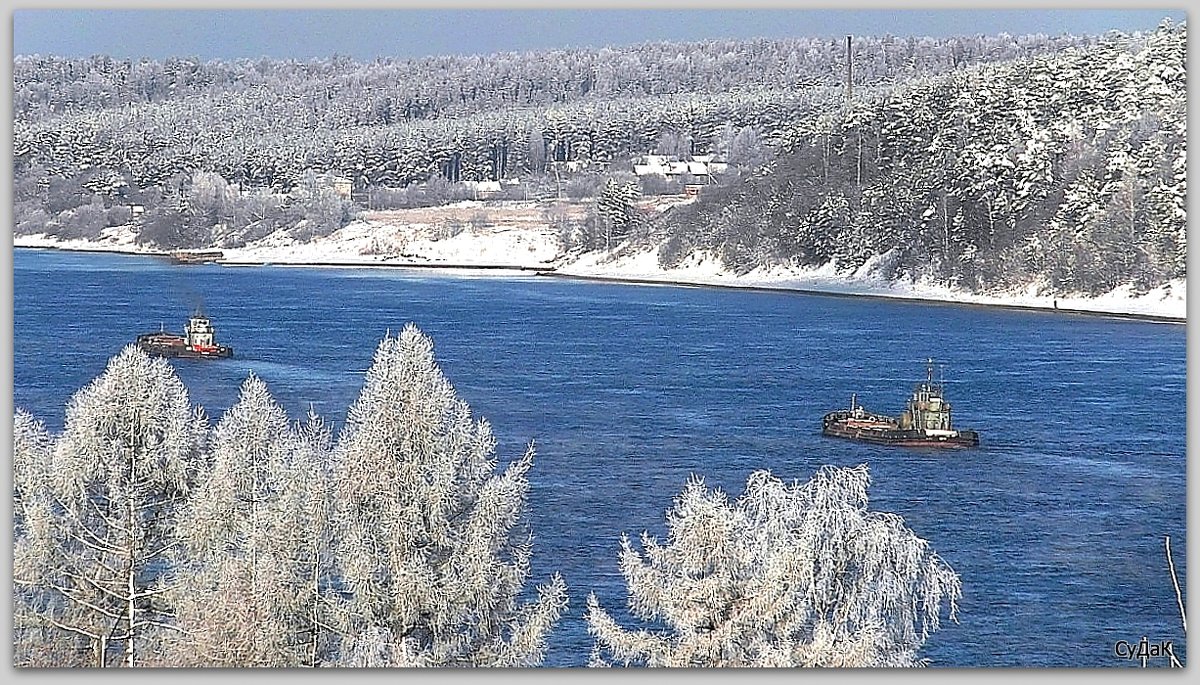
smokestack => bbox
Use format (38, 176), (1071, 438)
(846, 35), (853, 108)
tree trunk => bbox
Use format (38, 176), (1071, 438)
(124, 434), (137, 668)
(856, 133), (863, 187)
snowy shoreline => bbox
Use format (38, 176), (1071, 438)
(544, 272), (1185, 324)
(14, 227), (1186, 323)
(556, 248), (1187, 323)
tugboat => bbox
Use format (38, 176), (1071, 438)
(136, 313), (234, 358)
(822, 360), (979, 447)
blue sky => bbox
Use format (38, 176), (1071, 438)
(11, 8), (1187, 61)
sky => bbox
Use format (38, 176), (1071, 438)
(10, 6), (1188, 62)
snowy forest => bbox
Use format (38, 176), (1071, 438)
(12, 327), (961, 667)
(649, 22), (1186, 295)
(10, 21), (1187, 295)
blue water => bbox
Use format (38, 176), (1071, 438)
(12, 248), (1188, 667)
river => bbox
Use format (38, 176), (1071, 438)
(12, 248), (1188, 667)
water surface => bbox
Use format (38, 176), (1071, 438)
(13, 248), (1187, 667)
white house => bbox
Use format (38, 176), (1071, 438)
(633, 153), (728, 179)
(464, 180), (503, 198)
(330, 175), (353, 199)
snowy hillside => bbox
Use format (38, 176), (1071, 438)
(652, 21), (1186, 299)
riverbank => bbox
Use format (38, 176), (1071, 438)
(14, 225), (1186, 323)
(556, 248), (1187, 323)
(542, 272), (1185, 324)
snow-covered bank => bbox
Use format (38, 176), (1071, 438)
(220, 205), (563, 268)
(14, 225), (163, 254)
(14, 220), (1185, 321)
(559, 248), (1187, 321)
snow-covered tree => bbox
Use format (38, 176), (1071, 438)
(11, 347), (207, 667)
(329, 325), (567, 666)
(11, 411), (90, 667)
(657, 22), (1186, 296)
(596, 178), (642, 250)
(586, 465), (961, 667)
(159, 374), (337, 667)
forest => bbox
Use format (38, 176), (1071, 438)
(10, 22), (1186, 296)
(649, 21), (1186, 295)
(13, 31), (1095, 224)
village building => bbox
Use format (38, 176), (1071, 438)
(330, 175), (354, 199)
(632, 153), (728, 181)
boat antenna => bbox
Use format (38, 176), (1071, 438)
(851, 392), (856, 411)
(926, 358), (934, 385)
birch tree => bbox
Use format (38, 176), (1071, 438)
(11, 347), (206, 667)
(586, 465), (961, 667)
(158, 374), (337, 667)
(329, 325), (567, 666)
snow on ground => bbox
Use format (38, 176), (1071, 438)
(13, 225), (157, 253)
(221, 219), (560, 267)
(222, 201), (567, 268)
(560, 246), (1187, 321)
(13, 208), (1185, 320)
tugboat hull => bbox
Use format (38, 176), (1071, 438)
(136, 335), (233, 359)
(821, 420), (979, 447)
(138, 342), (234, 359)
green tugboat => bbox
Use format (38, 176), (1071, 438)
(822, 360), (979, 447)
(136, 313), (233, 359)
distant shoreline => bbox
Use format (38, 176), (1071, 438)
(541, 272), (1186, 325)
(13, 244), (170, 257)
(219, 259), (551, 272)
(14, 244), (1185, 325)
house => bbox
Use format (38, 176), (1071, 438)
(464, 180), (503, 199)
(330, 175), (353, 199)
(633, 153), (727, 180)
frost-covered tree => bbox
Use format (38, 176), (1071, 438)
(727, 125), (768, 170)
(329, 325), (567, 667)
(188, 170), (234, 226)
(596, 178), (642, 250)
(586, 465), (961, 667)
(11, 411), (90, 667)
(655, 129), (692, 158)
(159, 374), (337, 667)
(292, 169), (355, 241)
(11, 347), (207, 667)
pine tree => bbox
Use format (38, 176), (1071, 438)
(586, 465), (961, 667)
(596, 179), (642, 250)
(329, 325), (566, 666)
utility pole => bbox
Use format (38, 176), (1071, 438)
(846, 35), (854, 110)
